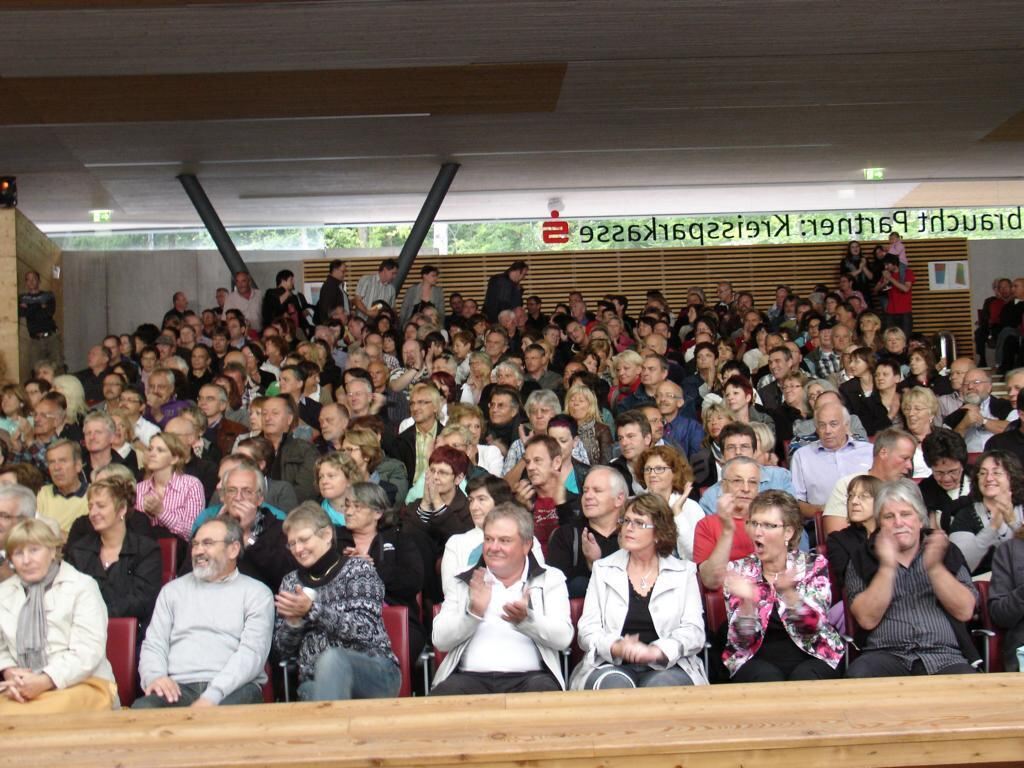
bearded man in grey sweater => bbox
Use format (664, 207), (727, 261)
(134, 516), (274, 708)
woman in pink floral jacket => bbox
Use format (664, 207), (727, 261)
(723, 490), (844, 682)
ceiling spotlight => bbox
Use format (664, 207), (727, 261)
(0, 177), (16, 208)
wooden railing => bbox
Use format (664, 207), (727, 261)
(5, 674), (1021, 767)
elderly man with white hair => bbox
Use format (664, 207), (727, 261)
(845, 479), (979, 678)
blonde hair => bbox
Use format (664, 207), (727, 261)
(149, 432), (191, 473)
(282, 500), (331, 536)
(612, 349), (643, 374)
(901, 386), (939, 418)
(107, 407), (136, 443)
(52, 375), (87, 421)
(341, 427), (383, 471)
(87, 475), (135, 511)
(564, 383), (600, 423)
(701, 401), (735, 449)
(5, 518), (62, 560)
(749, 421), (776, 456)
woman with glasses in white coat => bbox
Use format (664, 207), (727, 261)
(569, 494), (707, 689)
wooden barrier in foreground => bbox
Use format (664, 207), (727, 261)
(2, 674), (1023, 768)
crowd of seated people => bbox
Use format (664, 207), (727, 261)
(2, 248), (1024, 715)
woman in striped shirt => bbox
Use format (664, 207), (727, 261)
(135, 432), (205, 541)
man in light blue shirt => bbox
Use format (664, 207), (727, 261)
(699, 423), (795, 514)
(790, 399), (873, 517)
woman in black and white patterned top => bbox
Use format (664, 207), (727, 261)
(274, 502), (399, 700)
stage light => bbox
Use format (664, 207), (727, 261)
(0, 177), (16, 208)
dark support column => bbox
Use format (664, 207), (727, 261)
(393, 162), (460, 294)
(177, 173), (252, 283)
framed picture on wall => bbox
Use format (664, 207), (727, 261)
(928, 260), (970, 291)
(304, 282), (323, 305)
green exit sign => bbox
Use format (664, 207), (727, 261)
(90, 209), (112, 223)
(863, 167), (885, 181)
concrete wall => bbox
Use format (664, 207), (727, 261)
(62, 249), (321, 370)
(969, 240), (1024, 315)
(0, 209), (62, 382)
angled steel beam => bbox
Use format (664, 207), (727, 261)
(393, 162), (460, 293)
(177, 173), (252, 283)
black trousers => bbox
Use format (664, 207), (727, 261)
(730, 655), (839, 683)
(432, 670), (561, 696)
(846, 651), (976, 679)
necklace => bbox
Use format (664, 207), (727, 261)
(630, 564), (656, 592)
(306, 558), (341, 584)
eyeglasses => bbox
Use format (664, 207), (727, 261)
(978, 468), (1008, 479)
(932, 468), (962, 479)
(286, 531), (323, 551)
(343, 499), (374, 511)
(723, 477), (759, 489)
(191, 538), (226, 550)
(222, 487), (259, 499)
(965, 379), (988, 387)
(849, 492), (875, 501)
(745, 520), (785, 532)
(643, 465), (671, 475)
(617, 517), (656, 530)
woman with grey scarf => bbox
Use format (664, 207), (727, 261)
(0, 518), (117, 713)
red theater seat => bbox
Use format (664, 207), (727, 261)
(106, 617), (138, 707)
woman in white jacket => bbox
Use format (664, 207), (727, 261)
(0, 519), (116, 713)
(570, 494), (708, 689)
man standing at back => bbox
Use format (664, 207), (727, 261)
(223, 270), (264, 332)
(484, 260), (529, 322)
(353, 258), (399, 319)
(134, 516), (274, 708)
(18, 270), (62, 372)
(316, 259), (350, 323)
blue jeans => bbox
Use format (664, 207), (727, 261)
(584, 663), (694, 689)
(298, 646), (401, 701)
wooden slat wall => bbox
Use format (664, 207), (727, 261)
(305, 238), (973, 355)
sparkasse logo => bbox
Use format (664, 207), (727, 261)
(541, 210), (570, 244)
